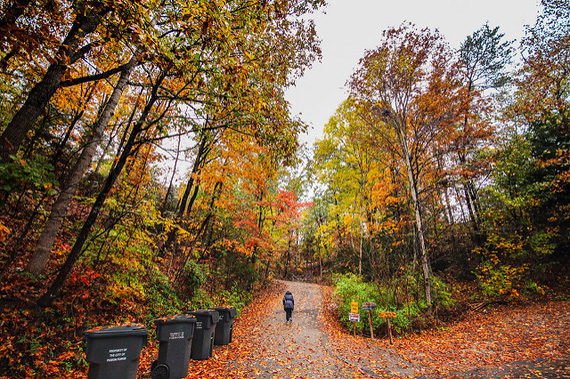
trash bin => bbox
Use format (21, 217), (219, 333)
(186, 309), (219, 360)
(84, 324), (148, 379)
(212, 306), (237, 345)
(151, 315), (196, 379)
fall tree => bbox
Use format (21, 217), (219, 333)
(455, 23), (512, 237)
(349, 23), (469, 306)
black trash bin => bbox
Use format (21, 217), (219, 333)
(84, 324), (148, 379)
(151, 315), (196, 379)
(186, 309), (219, 360)
(212, 306), (237, 345)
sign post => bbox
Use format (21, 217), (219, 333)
(378, 311), (397, 345)
(362, 302), (377, 339)
(350, 301), (359, 336)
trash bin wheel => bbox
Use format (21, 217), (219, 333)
(151, 361), (170, 379)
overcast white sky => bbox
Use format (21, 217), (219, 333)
(286, 0), (540, 147)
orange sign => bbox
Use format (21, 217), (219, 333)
(378, 312), (397, 318)
(350, 301), (358, 313)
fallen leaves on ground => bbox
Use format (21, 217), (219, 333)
(392, 301), (570, 376)
(320, 284), (570, 377)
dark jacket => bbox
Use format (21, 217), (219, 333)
(283, 291), (294, 310)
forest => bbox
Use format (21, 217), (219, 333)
(0, 0), (568, 377)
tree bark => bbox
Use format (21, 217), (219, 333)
(358, 171), (364, 276)
(400, 130), (432, 307)
(161, 134), (181, 214)
(463, 182), (479, 231)
(173, 181), (222, 284)
(251, 188), (265, 264)
(28, 55), (137, 275)
(284, 237), (291, 278)
(159, 131), (211, 256)
(180, 132), (210, 217)
(0, 4), (108, 162)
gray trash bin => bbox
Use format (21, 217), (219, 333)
(84, 324), (148, 379)
(212, 306), (237, 345)
(152, 315), (196, 379)
(186, 309), (219, 360)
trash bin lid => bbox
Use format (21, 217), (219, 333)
(154, 314), (197, 326)
(187, 309), (220, 324)
(212, 306), (237, 319)
(84, 324), (148, 338)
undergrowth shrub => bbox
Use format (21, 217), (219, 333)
(333, 273), (382, 333)
(333, 270), (455, 335)
(183, 259), (209, 301)
(474, 233), (547, 300)
(212, 284), (252, 315)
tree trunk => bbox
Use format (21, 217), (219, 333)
(160, 130), (212, 256)
(358, 183), (363, 276)
(264, 259), (270, 280)
(161, 134), (181, 214)
(0, 4), (108, 162)
(173, 182), (222, 284)
(181, 132), (211, 217)
(37, 69), (164, 307)
(463, 183), (479, 232)
(284, 237), (291, 278)
(27, 55), (137, 275)
(453, 184), (468, 223)
(251, 189), (265, 264)
(93, 130), (113, 175)
(400, 132), (432, 307)
(443, 186), (454, 224)
(93, 87), (144, 175)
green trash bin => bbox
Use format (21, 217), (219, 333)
(84, 324), (148, 379)
(212, 306), (237, 345)
(152, 315), (196, 379)
(186, 309), (219, 360)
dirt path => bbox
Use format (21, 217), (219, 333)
(235, 280), (352, 377)
(228, 280), (570, 378)
(232, 280), (416, 378)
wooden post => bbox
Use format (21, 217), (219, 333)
(368, 310), (374, 339)
(350, 301), (359, 337)
(379, 312), (396, 345)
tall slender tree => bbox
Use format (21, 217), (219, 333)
(456, 23), (513, 235)
(350, 23), (469, 306)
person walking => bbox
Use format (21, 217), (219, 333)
(283, 290), (294, 323)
